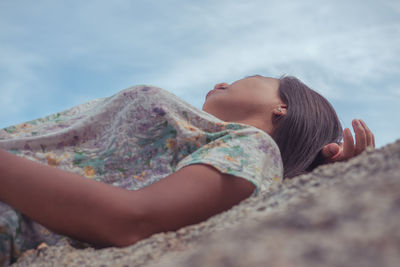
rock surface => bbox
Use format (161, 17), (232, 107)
(13, 139), (400, 267)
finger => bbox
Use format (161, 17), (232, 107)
(359, 119), (375, 148)
(321, 143), (340, 161)
(372, 131), (375, 148)
(353, 119), (367, 155)
(358, 119), (372, 147)
(342, 127), (355, 160)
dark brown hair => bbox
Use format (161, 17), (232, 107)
(271, 76), (343, 178)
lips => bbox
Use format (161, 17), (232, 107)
(206, 88), (225, 99)
(206, 90), (215, 99)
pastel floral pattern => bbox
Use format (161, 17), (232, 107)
(0, 85), (283, 265)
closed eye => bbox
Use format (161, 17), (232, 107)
(244, 74), (263, 79)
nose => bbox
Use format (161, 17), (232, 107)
(213, 83), (229, 90)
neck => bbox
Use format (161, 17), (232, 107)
(232, 117), (273, 135)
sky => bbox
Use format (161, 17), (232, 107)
(0, 0), (399, 147)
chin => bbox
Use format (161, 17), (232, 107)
(202, 102), (209, 112)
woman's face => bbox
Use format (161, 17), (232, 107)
(202, 75), (284, 132)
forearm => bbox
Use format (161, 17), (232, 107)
(0, 149), (140, 247)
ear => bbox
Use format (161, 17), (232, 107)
(272, 104), (287, 116)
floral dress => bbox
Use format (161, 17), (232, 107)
(0, 85), (283, 265)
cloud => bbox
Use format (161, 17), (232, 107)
(152, 20), (400, 100)
(0, 45), (49, 124)
(0, 0), (399, 146)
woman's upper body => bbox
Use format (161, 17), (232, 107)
(0, 84), (283, 193)
(0, 75), (374, 248)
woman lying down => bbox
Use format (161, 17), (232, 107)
(0, 75), (375, 265)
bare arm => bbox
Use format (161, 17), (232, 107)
(0, 149), (254, 247)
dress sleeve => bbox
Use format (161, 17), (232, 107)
(176, 128), (283, 196)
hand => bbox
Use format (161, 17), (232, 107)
(321, 119), (375, 163)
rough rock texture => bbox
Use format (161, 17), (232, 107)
(13, 139), (400, 267)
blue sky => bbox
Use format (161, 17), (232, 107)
(1, 0), (399, 147)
